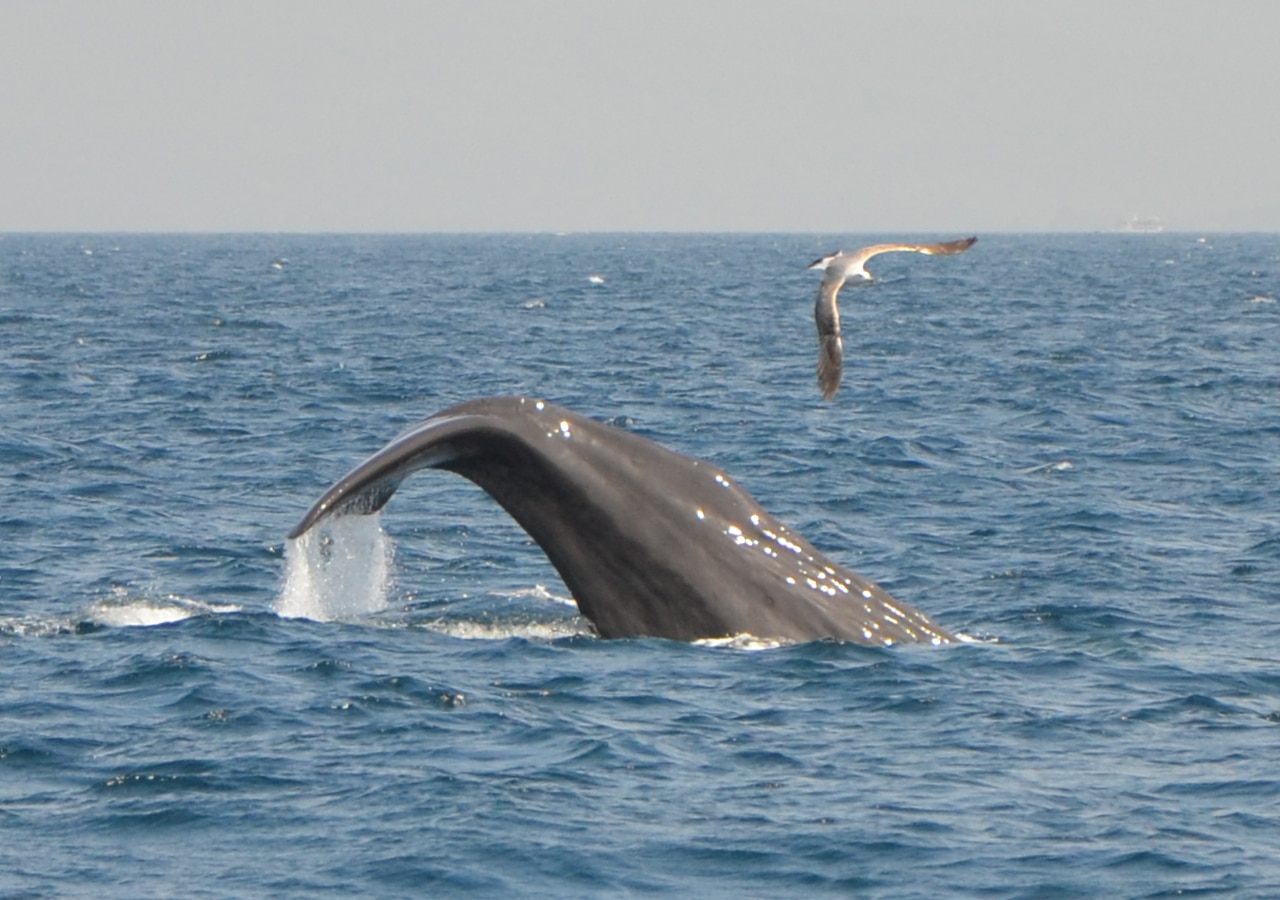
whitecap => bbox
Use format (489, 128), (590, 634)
(693, 634), (789, 651)
(83, 593), (241, 628)
(492, 583), (579, 608)
(421, 617), (592, 642)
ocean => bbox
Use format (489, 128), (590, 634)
(2, 232), (1278, 897)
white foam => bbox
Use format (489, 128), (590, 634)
(693, 634), (789, 651)
(0, 590), (242, 635)
(1019, 460), (1074, 475)
(84, 594), (241, 628)
(275, 514), (394, 621)
(0, 615), (74, 638)
(954, 631), (1001, 645)
(423, 618), (592, 641)
(491, 583), (579, 608)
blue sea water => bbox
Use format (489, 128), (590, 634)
(2, 232), (1279, 897)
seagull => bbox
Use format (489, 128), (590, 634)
(808, 236), (977, 398)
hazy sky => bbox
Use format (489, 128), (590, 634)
(4, 1), (1278, 232)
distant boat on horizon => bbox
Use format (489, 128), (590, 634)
(1122, 216), (1165, 233)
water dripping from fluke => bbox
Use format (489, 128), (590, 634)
(275, 514), (394, 621)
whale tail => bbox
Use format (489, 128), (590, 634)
(289, 396), (955, 646)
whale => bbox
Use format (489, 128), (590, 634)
(289, 396), (954, 646)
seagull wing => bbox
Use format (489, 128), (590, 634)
(815, 269), (845, 399)
(845, 236), (978, 275)
(911, 236), (978, 256)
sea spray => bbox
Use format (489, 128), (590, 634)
(275, 514), (394, 621)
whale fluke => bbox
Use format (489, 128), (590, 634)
(290, 396), (954, 646)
